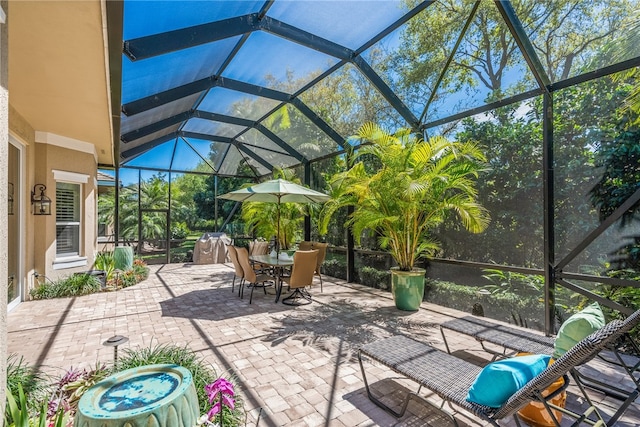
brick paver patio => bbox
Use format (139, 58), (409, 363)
(7, 263), (640, 426)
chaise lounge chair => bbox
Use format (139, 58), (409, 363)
(439, 314), (640, 424)
(358, 308), (640, 427)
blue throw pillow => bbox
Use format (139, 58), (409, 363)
(466, 354), (551, 408)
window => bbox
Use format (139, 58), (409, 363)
(56, 182), (81, 256)
(98, 222), (107, 238)
(52, 170), (89, 269)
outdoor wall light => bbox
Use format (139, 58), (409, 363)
(31, 184), (52, 215)
(8, 182), (14, 215)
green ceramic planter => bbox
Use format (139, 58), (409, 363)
(114, 246), (134, 271)
(391, 268), (426, 311)
(74, 364), (199, 427)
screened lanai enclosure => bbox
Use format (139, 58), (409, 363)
(102, 0), (640, 334)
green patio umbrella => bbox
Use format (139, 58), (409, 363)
(218, 179), (330, 252)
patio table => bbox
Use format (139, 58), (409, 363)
(249, 254), (294, 303)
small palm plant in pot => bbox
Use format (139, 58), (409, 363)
(319, 122), (490, 310)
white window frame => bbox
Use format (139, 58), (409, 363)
(53, 170), (89, 269)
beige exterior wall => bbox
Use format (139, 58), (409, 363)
(9, 105), (37, 298)
(35, 141), (99, 282)
(3, 0), (113, 414)
(1, 0), (8, 417)
(8, 107), (101, 297)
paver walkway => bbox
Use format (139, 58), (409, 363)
(7, 263), (640, 426)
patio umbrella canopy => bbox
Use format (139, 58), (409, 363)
(218, 178), (330, 252)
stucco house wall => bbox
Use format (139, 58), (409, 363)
(35, 138), (99, 282)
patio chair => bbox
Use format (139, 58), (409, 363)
(311, 242), (328, 292)
(235, 247), (274, 304)
(249, 240), (271, 273)
(296, 241), (328, 292)
(298, 241), (313, 251)
(249, 240), (269, 255)
(440, 314), (640, 425)
(282, 250), (318, 306)
(359, 308), (640, 427)
(226, 245), (244, 295)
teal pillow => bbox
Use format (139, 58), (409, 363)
(466, 354), (551, 408)
(553, 302), (605, 358)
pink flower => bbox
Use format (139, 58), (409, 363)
(221, 394), (235, 410)
(207, 401), (221, 419)
(204, 377), (236, 421)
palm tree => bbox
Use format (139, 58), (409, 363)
(97, 174), (186, 244)
(240, 168), (307, 250)
(319, 122), (490, 271)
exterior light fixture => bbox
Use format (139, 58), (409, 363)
(31, 184), (52, 215)
(103, 335), (129, 364)
(8, 182), (14, 215)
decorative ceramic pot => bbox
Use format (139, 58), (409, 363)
(74, 364), (199, 427)
(390, 267), (426, 311)
(113, 246), (134, 271)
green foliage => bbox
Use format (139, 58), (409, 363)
(31, 274), (102, 300)
(5, 384), (67, 427)
(132, 259), (150, 282)
(63, 274), (102, 296)
(113, 343), (243, 423)
(194, 171), (254, 225)
(94, 251), (115, 280)
(6, 355), (50, 425)
(30, 259), (149, 299)
(358, 266), (391, 290)
(194, 218), (217, 232)
(397, 0), (633, 104)
(323, 258), (347, 280)
(29, 280), (59, 300)
(170, 221), (190, 240)
(115, 271), (137, 289)
(47, 364), (109, 419)
(450, 104), (543, 267)
(240, 168), (307, 250)
(425, 280), (544, 329)
(480, 269), (544, 297)
(320, 122), (490, 271)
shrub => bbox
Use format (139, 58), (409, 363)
(6, 354), (50, 425)
(358, 266), (390, 290)
(94, 252), (115, 281)
(66, 274), (103, 296)
(5, 384), (68, 427)
(425, 280), (544, 330)
(323, 258), (346, 280)
(171, 222), (190, 240)
(132, 258), (150, 282)
(31, 259), (149, 299)
(170, 252), (190, 263)
(194, 219), (217, 231)
(116, 270), (138, 289)
(113, 343), (243, 424)
(30, 279), (59, 300)
(480, 269), (544, 297)
(31, 274), (102, 300)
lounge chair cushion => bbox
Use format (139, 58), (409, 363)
(466, 354), (551, 408)
(553, 302), (605, 358)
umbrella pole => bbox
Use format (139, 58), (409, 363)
(276, 196), (281, 255)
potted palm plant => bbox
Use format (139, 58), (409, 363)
(319, 122), (490, 310)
